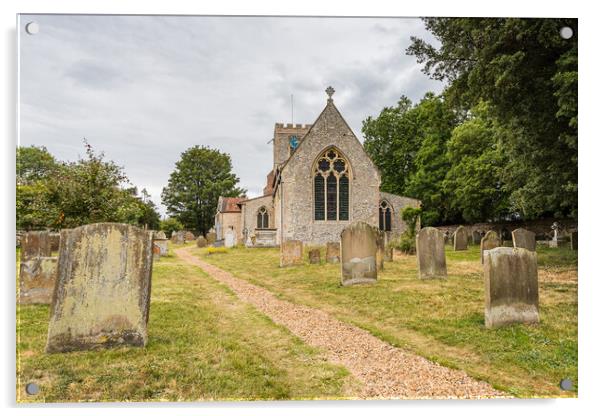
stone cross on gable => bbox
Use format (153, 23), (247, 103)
(326, 86), (335, 101)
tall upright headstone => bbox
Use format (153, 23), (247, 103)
(512, 228), (536, 252)
(171, 231), (185, 245)
(224, 229), (236, 248)
(375, 230), (386, 271)
(280, 240), (303, 267)
(19, 231), (57, 304)
(549, 222), (560, 248)
(46, 223), (153, 353)
(326, 242), (340, 264)
(340, 222), (378, 286)
(472, 230), (482, 245)
(21, 231), (52, 261)
(453, 226), (468, 251)
(483, 247), (539, 328)
(416, 227), (447, 279)
(308, 248), (321, 264)
(480, 230), (501, 264)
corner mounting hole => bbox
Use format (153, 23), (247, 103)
(559, 26), (573, 40)
(25, 382), (40, 395)
(25, 21), (39, 35)
(559, 378), (573, 391)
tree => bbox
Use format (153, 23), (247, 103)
(161, 146), (245, 235)
(407, 17), (578, 219)
(16, 145), (58, 185)
(159, 217), (184, 236)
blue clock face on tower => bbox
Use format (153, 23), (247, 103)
(289, 135), (299, 150)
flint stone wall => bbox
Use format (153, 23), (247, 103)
(340, 222), (378, 286)
(416, 227), (447, 279)
(483, 247), (539, 328)
(46, 223), (153, 353)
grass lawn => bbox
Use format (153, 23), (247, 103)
(16, 244), (357, 402)
(194, 244), (578, 398)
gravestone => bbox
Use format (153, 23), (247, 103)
(21, 231), (52, 262)
(340, 222), (378, 286)
(384, 246), (393, 262)
(483, 247), (539, 328)
(308, 248), (321, 264)
(46, 223), (153, 353)
(155, 230), (166, 240)
(453, 226), (468, 251)
(416, 227), (447, 279)
(206, 232), (217, 245)
(472, 230), (482, 245)
(512, 228), (536, 252)
(549, 222), (559, 248)
(49, 232), (61, 252)
(152, 243), (161, 257)
(196, 236), (207, 248)
(570, 231), (578, 250)
(224, 229), (236, 248)
(326, 242), (340, 264)
(280, 240), (303, 267)
(185, 231), (195, 241)
(171, 231), (185, 244)
(19, 257), (58, 304)
(376, 230), (386, 271)
(153, 238), (168, 256)
(480, 230), (501, 263)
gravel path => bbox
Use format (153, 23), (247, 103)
(175, 247), (506, 400)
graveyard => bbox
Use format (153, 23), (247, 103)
(17, 234), (577, 401)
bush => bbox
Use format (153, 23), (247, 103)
(206, 247), (228, 255)
(160, 217), (183, 236)
(398, 234), (416, 255)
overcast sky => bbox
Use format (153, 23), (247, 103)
(18, 15), (443, 216)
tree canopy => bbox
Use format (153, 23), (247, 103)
(161, 145), (245, 235)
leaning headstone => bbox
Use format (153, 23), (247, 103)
(483, 247), (539, 328)
(185, 231), (195, 241)
(308, 248), (321, 264)
(416, 227), (447, 279)
(206, 232), (217, 245)
(453, 226), (468, 251)
(326, 242), (340, 264)
(171, 231), (185, 245)
(472, 230), (482, 245)
(19, 257), (58, 304)
(45, 223), (153, 353)
(196, 236), (207, 248)
(340, 222), (378, 286)
(512, 228), (536, 252)
(280, 240), (303, 267)
(21, 231), (52, 262)
(224, 229), (236, 248)
(570, 231), (578, 250)
(480, 230), (501, 263)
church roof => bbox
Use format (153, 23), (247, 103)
(218, 197), (244, 213)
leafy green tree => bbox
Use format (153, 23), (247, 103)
(407, 17), (578, 219)
(16, 145), (58, 185)
(161, 146), (245, 235)
(159, 217), (184, 236)
(442, 103), (509, 222)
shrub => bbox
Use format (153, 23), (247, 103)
(206, 247), (228, 255)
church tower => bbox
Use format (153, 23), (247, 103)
(272, 123), (312, 170)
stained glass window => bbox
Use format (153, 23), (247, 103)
(314, 174), (325, 221)
(313, 148), (349, 221)
(257, 206), (269, 229)
(379, 201), (392, 231)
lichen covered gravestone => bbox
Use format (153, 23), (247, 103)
(480, 230), (501, 263)
(21, 231), (52, 261)
(453, 225), (468, 251)
(280, 240), (303, 267)
(308, 248), (321, 264)
(45, 223), (153, 353)
(155, 230), (166, 239)
(483, 247), (539, 328)
(185, 231), (195, 241)
(206, 232), (217, 245)
(340, 222), (378, 286)
(375, 230), (386, 271)
(19, 257), (58, 304)
(171, 231), (185, 245)
(512, 228), (536, 252)
(196, 236), (207, 248)
(326, 242), (340, 263)
(416, 227), (447, 279)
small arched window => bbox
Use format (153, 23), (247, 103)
(256, 207), (269, 229)
(314, 148), (349, 221)
(379, 201), (392, 232)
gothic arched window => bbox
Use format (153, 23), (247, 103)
(256, 207), (269, 229)
(314, 148), (350, 221)
(379, 200), (392, 231)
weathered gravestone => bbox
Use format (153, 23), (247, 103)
(570, 231), (578, 250)
(46, 223), (153, 353)
(224, 229), (236, 248)
(480, 230), (501, 264)
(171, 231), (185, 245)
(308, 248), (321, 264)
(375, 230), (386, 271)
(196, 236), (207, 248)
(340, 222), (378, 286)
(21, 231), (52, 261)
(384, 246), (393, 262)
(49, 232), (61, 252)
(416, 227), (447, 279)
(152, 243), (162, 257)
(512, 228), (536, 252)
(326, 242), (340, 264)
(153, 235), (168, 257)
(206, 232), (217, 245)
(280, 240), (303, 267)
(453, 226), (468, 251)
(19, 257), (58, 304)
(472, 230), (482, 245)
(185, 231), (195, 241)
(155, 230), (166, 240)
(483, 247), (539, 328)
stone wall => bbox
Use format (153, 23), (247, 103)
(215, 212), (242, 243)
(279, 99), (381, 245)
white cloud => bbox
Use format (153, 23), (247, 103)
(19, 15), (443, 216)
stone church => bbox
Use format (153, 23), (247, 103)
(214, 87), (420, 246)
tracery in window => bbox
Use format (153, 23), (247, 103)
(313, 148), (350, 221)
